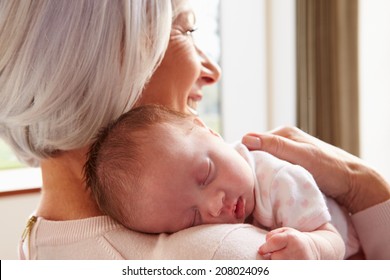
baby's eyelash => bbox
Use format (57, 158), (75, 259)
(192, 209), (199, 227)
(202, 159), (211, 186)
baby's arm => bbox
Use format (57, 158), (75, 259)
(258, 223), (345, 260)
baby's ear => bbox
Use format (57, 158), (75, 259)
(208, 128), (222, 138)
(193, 117), (222, 139)
(193, 117), (208, 128)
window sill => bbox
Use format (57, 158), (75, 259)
(0, 168), (42, 196)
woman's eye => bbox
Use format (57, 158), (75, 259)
(186, 26), (198, 36)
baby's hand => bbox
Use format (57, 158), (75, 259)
(258, 227), (319, 260)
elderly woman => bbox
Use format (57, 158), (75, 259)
(1, 0), (389, 259)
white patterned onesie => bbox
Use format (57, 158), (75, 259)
(234, 142), (360, 258)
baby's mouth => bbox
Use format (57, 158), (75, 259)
(234, 197), (246, 220)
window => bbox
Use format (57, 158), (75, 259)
(219, 0), (296, 142)
(0, 138), (39, 192)
(0, 140), (42, 192)
(192, 0), (297, 142)
(190, 0), (222, 133)
(0, 139), (23, 170)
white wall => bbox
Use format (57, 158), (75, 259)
(220, 0), (268, 142)
(0, 192), (40, 259)
(266, 0), (296, 129)
(359, 0), (390, 182)
(220, 0), (296, 142)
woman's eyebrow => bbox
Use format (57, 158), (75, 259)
(178, 10), (196, 25)
(189, 10), (196, 25)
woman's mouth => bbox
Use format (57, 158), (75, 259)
(187, 92), (203, 116)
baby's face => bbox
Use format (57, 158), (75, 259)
(130, 118), (256, 233)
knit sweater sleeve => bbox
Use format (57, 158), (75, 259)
(351, 199), (390, 259)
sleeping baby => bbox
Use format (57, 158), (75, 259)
(84, 104), (361, 259)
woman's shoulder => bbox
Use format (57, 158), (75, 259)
(24, 215), (126, 259)
(25, 216), (267, 259)
(111, 223), (267, 260)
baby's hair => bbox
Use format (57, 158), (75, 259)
(85, 104), (189, 227)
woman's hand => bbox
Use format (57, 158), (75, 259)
(242, 126), (390, 214)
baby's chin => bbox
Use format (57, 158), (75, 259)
(245, 187), (256, 216)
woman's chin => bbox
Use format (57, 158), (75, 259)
(187, 105), (199, 116)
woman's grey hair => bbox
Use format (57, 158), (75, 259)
(0, 0), (178, 166)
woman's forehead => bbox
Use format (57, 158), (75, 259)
(172, 0), (195, 23)
(172, 0), (191, 14)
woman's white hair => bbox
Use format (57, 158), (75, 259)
(0, 0), (177, 166)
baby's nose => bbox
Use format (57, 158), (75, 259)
(208, 190), (225, 217)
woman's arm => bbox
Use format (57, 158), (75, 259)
(149, 224), (268, 260)
(242, 126), (390, 259)
(242, 126), (390, 214)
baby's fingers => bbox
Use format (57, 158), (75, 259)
(258, 229), (289, 255)
(264, 227), (290, 241)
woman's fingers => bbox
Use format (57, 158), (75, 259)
(242, 127), (350, 209)
(242, 131), (314, 169)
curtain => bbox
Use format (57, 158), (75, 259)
(296, 0), (359, 156)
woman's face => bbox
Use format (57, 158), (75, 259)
(136, 4), (221, 115)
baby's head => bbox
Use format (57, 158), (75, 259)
(85, 104), (255, 233)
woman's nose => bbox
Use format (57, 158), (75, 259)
(197, 47), (221, 86)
